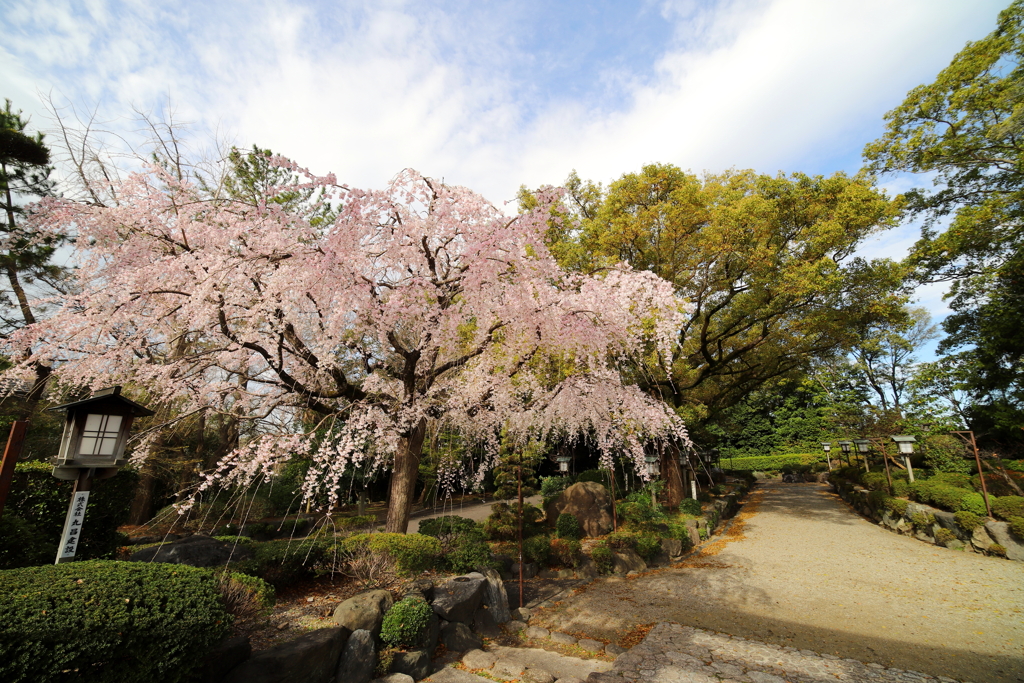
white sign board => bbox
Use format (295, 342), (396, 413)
(57, 490), (90, 563)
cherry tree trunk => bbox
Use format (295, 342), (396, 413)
(663, 446), (684, 509)
(385, 418), (428, 533)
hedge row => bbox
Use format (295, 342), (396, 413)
(720, 453), (823, 471)
(0, 461), (137, 569)
(0, 561), (230, 683)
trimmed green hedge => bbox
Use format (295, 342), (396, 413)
(720, 453), (823, 472)
(1, 462), (138, 568)
(0, 560), (230, 683)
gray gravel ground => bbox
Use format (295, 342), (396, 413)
(534, 481), (1024, 683)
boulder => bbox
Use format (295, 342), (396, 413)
(426, 612), (441, 652)
(479, 568), (512, 623)
(373, 675), (414, 683)
(661, 538), (685, 562)
(441, 621), (482, 652)
(194, 636), (251, 683)
(391, 649), (432, 680)
(336, 629), (376, 683)
(129, 535), (253, 567)
(971, 524), (996, 552)
(574, 557), (600, 580)
(473, 606), (501, 639)
(222, 627), (349, 683)
(333, 589), (393, 636)
(524, 669), (556, 683)
(985, 520), (1024, 561)
(544, 482), (613, 537)
(432, 575), (487, 623)
(462, 648), (497, 670)
(404, 578), (435, 602)
(611, 549), (647, 575)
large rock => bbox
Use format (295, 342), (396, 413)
(432, 575), (486, 623)
(440, 621), (483, 652)
(472, 606), (501, 639)
(985, 520), (1024, 561)
(194, 636), (251, 683)
(391, 649), (432, 680)
(333, 589), (394, 636)
(971, 524), (996, 552)
(128, 535), (253, 567)
(336, 629), (376, 683)
(544, 482), (613, 538)
(611, 550), (647, 575)
(479, 568), (511, 623)
(223, 627), (349, 683)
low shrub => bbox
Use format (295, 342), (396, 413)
(216, 571), (276, 620)
(575, 469), (610, 486)
(605, 530), (637, 552)
(958, 492), (988, 516)
(541, 476), (573, 501)
(634, 533), (661, 563)
(679, 499), (702, 516)
(483, 502), (545, 541)
(380, 596), (432, 649)
(665, 520), (695, 549)
(232, 537), (333, 587)
(885, 498), (909, 517)
(589, 543), (613, 574)
(991, 496), (1024, 521)
(0, 515), (55, 569)
(910, 512), (935, 530)
(0, 560), (230, 683)
(336, 515), (378, 531)
(988, 543), (1007, 557)
(891, 479), (910, 497)
(1008, 516), (1024, 539)
(549, 537), (582, 568)
(241, 522), (278, 541)
(523, 535), (551, 566)
(340, 533), (440, 575)
(705, 509), (720, 530)
(616, 490), (666, 532)
(861, 472), (890, 491)
(934, 528), (957, 546)
(417, 516), (491, 573)
(954, 510), (984, 532)
(555, 513), (582, 540)
(867, 490), (890, 512)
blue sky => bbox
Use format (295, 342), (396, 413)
(0, 0), (1010, 354)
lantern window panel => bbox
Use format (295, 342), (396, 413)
(78, 414), (123, 456)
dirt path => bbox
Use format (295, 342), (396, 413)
(533, 481), (1024, 683)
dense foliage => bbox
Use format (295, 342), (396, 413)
(0, 561), (230, 683)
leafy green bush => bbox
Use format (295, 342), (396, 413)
(3, 461), (136, 562)
(867, 490), (890, 512)
(340, 534), (440, 575)
(679, 499), (702, 516)
(922, 436), (971, 474)
(0, 560), (230, 683)
(541, 476), (573, 501)
(991, 496), (1024, 521)
(483, 502), (544, 541)
(215, 571), (276, 619)
(241, 522), (278, 541)
(555, 513), (581, 540)
(605, 530), (637, 551)
(891, 479), (910, 497)
(934, 528), (957, 545)
(575, 469), (610, 486)
(910, 512), (935, 530)
(1009, 516), (1024, 539)
(380, 596), (432, 649)
(634, 533), (661, 563)
(417, 515), (493, 573)
(0, 515), (55, 569)
(232, 537), (332, 588)
(336, 514), (378, 531)
(885, 498), (909, 517)
(616, 490), (666, 532)
(958, 492), (988, 516)
(523, 535), (551, 566)
(954, 510), (984, 532)
(721, 453), (821, 471)
(590, 543), (613, 574)
(549, 537), (582, 568)
(988, 543), (1007, 557)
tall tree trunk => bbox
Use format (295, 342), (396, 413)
(385, 418), (427, 533)
(662, 445), (684, 508)
(128, 460), (158, 526)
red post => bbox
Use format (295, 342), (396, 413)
(0, 421), (29, 522)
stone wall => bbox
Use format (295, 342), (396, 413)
(830, 477), (1023, 562)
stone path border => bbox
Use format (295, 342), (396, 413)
(588, 623), (968, 683)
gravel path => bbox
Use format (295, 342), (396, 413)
(534, 481), (1024, 683)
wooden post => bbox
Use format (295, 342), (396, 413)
(955, 431), (992, 518)
(0, 421), (29, 522)
(878, 440), (894, 496)
(517, 459), (524, 609)
(56, 468), (94, 564)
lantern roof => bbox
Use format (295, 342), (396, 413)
(890, 435), (917, 444)
(48, 386), (155, 417)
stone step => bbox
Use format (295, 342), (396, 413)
(423, 667), (494, 683)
